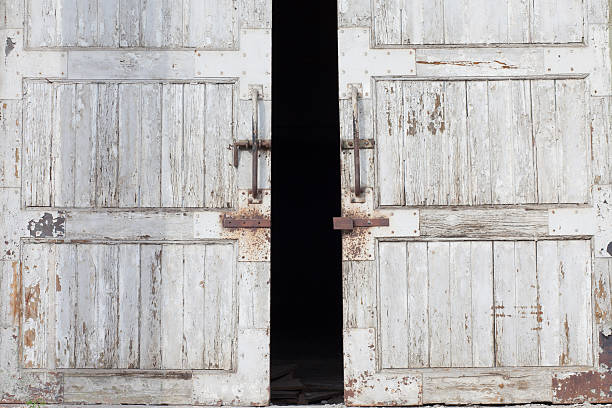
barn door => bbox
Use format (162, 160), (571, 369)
(0, 0), (271, 405)
(337, 0), (611, 404)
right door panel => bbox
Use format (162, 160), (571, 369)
(338, 0), (611, 405)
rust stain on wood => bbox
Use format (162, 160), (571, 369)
(24, 283), (40, 320)
(55, 274), (61, 292)
(9, 260), (21, 324)
(23, 329), (36, 347)
(416, 60), (517, 69)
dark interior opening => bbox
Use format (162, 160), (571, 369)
(271, 1), (344, 404)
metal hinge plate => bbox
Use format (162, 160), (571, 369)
(341, 139), (375, 150)
(333, 217), (389, 231)
(222, 215), (271, 229)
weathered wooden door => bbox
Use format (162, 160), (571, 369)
(0, 0), (271, 405)
(337, 0), (611, 404)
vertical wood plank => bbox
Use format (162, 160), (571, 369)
(75, 244), (98, 368)
(403, 81), (426, 205)
(558, 240), (592, 366)
(537, 240), (561, 366)
(183, 244), (205, 369)
(0, 0), (24, 28)
(238, 262), (271, 330)
(23, 81), (53, 207)
(401, 0), (443, 44)
(139, 244), (162, 369)
(445, 81), (469, 205)
(488, 81), (515, 204)
(507, 0), (531, 43)
(96, 83), (119, 207)
(449, 241), (472, 367)
(203, 244), (234, 370)
(118, 84), (141, 207)
(74, 83), (98, 208)
(532, 80), (560, 203)
(76, 0), (98, 47)
(406, 242), (428, 367)
(141, 0), (183, 47)
(342, 261), (377, 330)
(532, 0), (584, 43)
(428, 242), (451, 367)
(161, 83), (184, 207)
(55, 244), (77, 368)
(27, 0), (58, 47)
(0, 100), (22, 188)
(466, 81), (492, 204)
(118, 244), (140, 369)
(510, 80), (536, 204)
(22, 244), (49, 368)
(52, 84), (76, 207)
(120, 0), (141, 47)
(471, 241), (494, 367)
(494, 241), (517, 366)
(160, 245), (184, 369)
(183, 84), (206, 208)
(514, 241), (538, 366)
(423, 82), (446, 205)
(239, 0), (272, 28)
(557, 80), (589, 203)
(204, 84), (234, 208)
(57, 0), (77, 46)
(140, 84), (162, 207)
(591, 97), (611, 185)
(96, 245), (119, 368)
(594, 259), (612, 326)
(377, 81), (404, 205)
(373, 0), (402, 45)
(97, 0), (120, 47)
(379, 241), (408, 368)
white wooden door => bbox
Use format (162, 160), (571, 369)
(0, 0), (271, 405)
(337, 0), (611, 404)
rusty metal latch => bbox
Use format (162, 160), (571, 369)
(223, 215), (271, 228)
(333, 217), (389, 231)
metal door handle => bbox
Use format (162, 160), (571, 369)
(351, 85), (362, 198)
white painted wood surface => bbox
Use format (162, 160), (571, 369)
(2, 0), (272, 404)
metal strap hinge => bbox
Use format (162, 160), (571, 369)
(222, 215), (271, 229)
(232, 140), (272, 167)
(333, 217), (389, 231)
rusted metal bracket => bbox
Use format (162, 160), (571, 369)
(222, 215), (271, 229)
(341, 139), (375, 149)
(232, 140), (271, 167)
(333, 217), (389, 231)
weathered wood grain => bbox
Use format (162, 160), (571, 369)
(0, 0), (23, 28)
(590, 96), (611, 185)
(0, 100), (21, 188)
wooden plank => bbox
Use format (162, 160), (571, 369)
(23, 81), (52, 206)
(0, 261), (19, 328)
(494, 241), (517, 366)
(449, 241), (472, 367)
(422, 82), (446, 205)
(182, 84), (206, 208)
(204, 84), (234, 208)
(401, 0), (443, 44)
(238, 262), (271, 330)
(183, 0), (236, 49)
(532, 80), (560, 203)
(488, 81), (515, 204)
(594, 259), (612, 327)
(591, 96), (611, 185)
(379, 241), (408, 368)
(117, 244), (140, 369)
(76, 0), (98, 46)
(161, 83), (184, 207)
(337, 0), (371, 28)
(403, 81), (426, 205)
(57, 0), (78, 46)
(428, 242), (451, 367)
(183, 244), (205, 369)
(55, 244), (77, 368)
(466, 81), (492, 204)
(532, 0), (584, 43)
(204, 244), (235, 370)
(0, 0), (24, 28)
(445, 81), (469, 205)
(74, 83), (98, 208)
(118, 84), (141, 207)
(507, 0), (531, 43)
(97, 0), (119, 47)
(0, 100), (22, 188)
(558, 240), (592, 365)
(140, 84), (162, 207)
(556, 80), (589, 203)
(514, 241), (539, 366)
(75, 244), (97, 367)
(119, 0), (140, 47)
(52, 84), (76, 207)
(406, 242), (428, 368)
(373, 0), (401, 45)
(140, 245), (162, 369)
(96, 83), (119, 207)
(445, 0), (512, 44)
(470, 241), (494, 367)
(21, 244), (50, 368)
(141, 0), (183, 47)
(27, 0), (58, 47)
(160, 245), (184, 369)
(537, 240), (561, 366)
(376, 81), (404, 205)
(342, 261), (377, 330)
(510, 80), (536, 204)
(96, 245), (119, 368)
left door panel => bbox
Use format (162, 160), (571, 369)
(0, 0), (271, 405)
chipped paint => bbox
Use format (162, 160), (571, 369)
(27, 212), (65, 238)
(9, 260), (20, 324)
